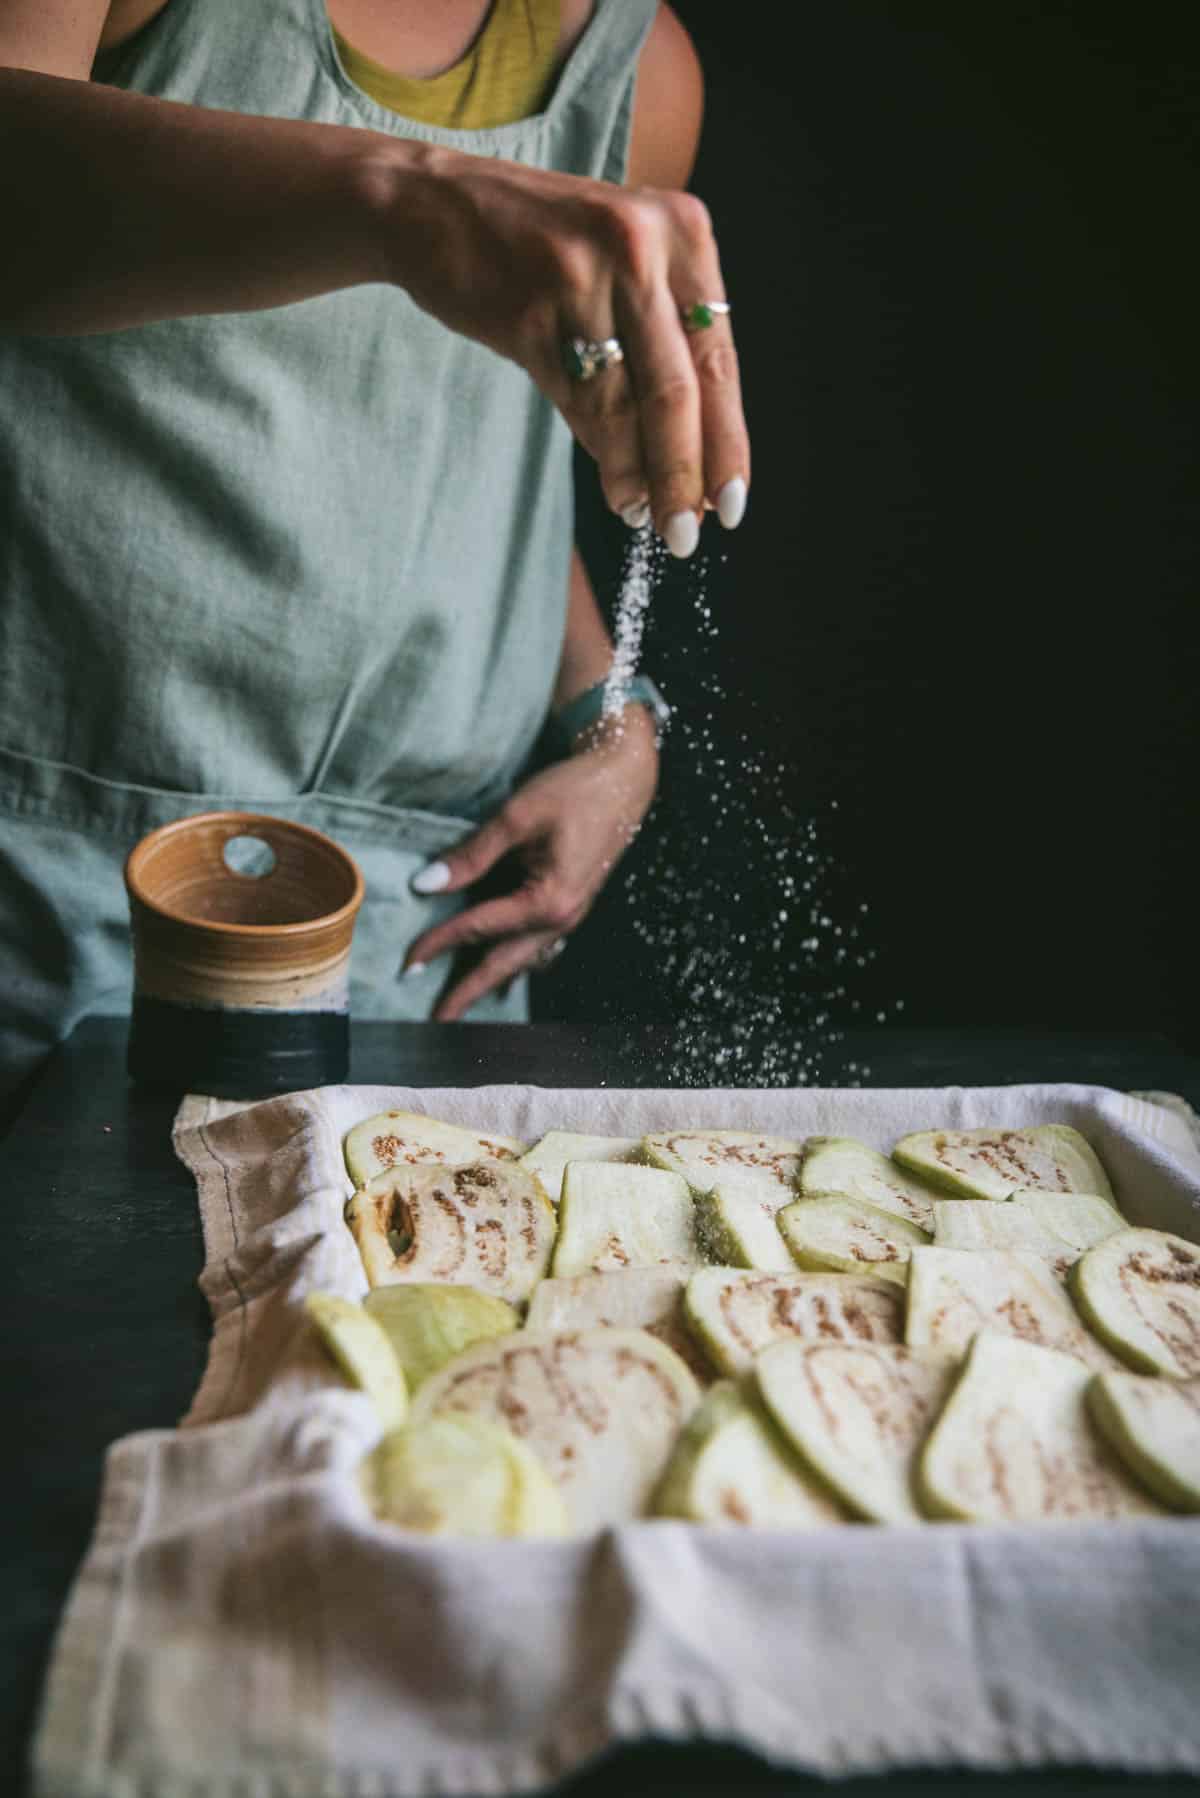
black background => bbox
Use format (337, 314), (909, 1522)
(538, 1), (1199, 1058)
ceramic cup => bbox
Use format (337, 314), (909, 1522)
(124, 811), (365, 1096)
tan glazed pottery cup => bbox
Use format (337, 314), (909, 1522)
(124, 811), (365, 1096)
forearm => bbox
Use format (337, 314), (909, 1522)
(0, 67), (435, 334)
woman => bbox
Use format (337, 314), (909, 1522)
(0, 0), (749, 1103)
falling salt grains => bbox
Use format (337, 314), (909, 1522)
(618, 791), (875, 1088)
(588, 548), (909, 1088)
(602, 523), (661, 723)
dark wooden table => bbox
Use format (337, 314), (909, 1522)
(3, 1018), (1199, 1798)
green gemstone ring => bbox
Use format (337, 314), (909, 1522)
(681, 299), (732, 332)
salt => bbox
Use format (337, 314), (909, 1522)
(586, 524), (905, 1088)
(601, 522), (660, 724)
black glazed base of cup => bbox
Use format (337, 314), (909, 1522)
(127, 995), (349, 1098)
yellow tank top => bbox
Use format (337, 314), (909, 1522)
(332, 0), (563, 129)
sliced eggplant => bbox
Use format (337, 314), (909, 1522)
(346, 1159), (556, 1304)
(756, 1340), (957, 1524)
(684, 1267), (903, 1379)
(550, 1161), (698, 1277)
(654, 1380), (846, 1527)
(693, 1181), (796, 1271)
(799, 1136), (939, 1231)
(361, 1414), (569, 1538)
(1015, 1186), (1125, 1236)
(363, 1283), (518, 1391)
(1070, 1228), (1200, 1377)
(1087, 1370), (1200, 1512)
(892, 1124), (1114, 1204)
(918, 1332), (1163, 1522)
(778, 1194), (929, 1285)
(344, 1108), (525, 1187)
(304, 1292), (408, 1431)
(933, 1190), (1122, 1279)
(411, 1327), (701, 1531)
(906, 1246), (1119, 1370)
(518, 1131), (640, 1204)
(525, 1267), (712, 1383)
(638, 1130), (803, 1209)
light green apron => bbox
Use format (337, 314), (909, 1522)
(0, 0), (656, 1101)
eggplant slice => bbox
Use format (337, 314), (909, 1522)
(1071, 1228), (1200, 1377)
(346, 1159), (556, 1304)
(919, 1332), (1163, 1522)
(1087, 1370), (1200, 1512)
(526, 1267), (713, 1382)
(932, 1190), (1122, 1280)
(799, 1136), (939, 1231)
(305, 1292), (409, 1431)
(778, 1194), (930, 1285)
(892, 1124), (1114, 1205)
(363, 1283), (518, 1391)
(906, 1247), (1120, 1371)
(685, 1267), (903, 1378)
(639, 1130), (804, 1209)
(692, 1181), (796, 1271)
(411, 1326), (701, 1531)
(654, 1379), (847, 1528)
(550, 1161), (700, 1277)
(344, 1108), (525, 1187)
(518, 1131), (640, 1204)
(361, 1414), (569, 1538)
(757, 1339), (957, 1524)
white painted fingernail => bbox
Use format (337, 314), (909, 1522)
(402, 960), (427, 979)
(620, 499), (651, 530)
(410, 860), (450, 895)
(664, 510), (700, 559)
(716, 477), (747, 529)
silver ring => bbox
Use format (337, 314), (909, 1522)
(532, 936), (567, 971)
(681, 300), (732, 332)
(563, 336), (625, 383)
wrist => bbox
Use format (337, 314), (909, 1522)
(572, 698), (660, 759)
(553, 674), (670, 752)
(352, 136), (459, 289)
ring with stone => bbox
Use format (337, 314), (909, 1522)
(563, 336), (625, 383)
(532, 935), (568, 971)
(681, 299), (732, 332)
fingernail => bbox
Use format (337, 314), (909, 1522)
(410, 860), (450, 895)
(620, 499), (651, 530)
(716, 477), (747, 530)
(664, 510), (700, 559)
(402, 960), (427, 979)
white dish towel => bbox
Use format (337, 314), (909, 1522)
(32, 1081), (1200, 1798)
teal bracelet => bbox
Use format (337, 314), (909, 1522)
(553, 674), (670, 746)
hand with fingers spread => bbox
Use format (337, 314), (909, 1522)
(374, 153), (749, 557)
(404, 707), (660, 1022)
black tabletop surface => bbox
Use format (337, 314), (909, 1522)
(3, 1017), (1199, 1798)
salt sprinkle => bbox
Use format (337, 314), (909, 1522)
(589, 527), (907, 1087)
(602, 523), (660, 723)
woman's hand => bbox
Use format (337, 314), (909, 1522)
(369, 147), (749, 557)
(402, 707), (660, 1021)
